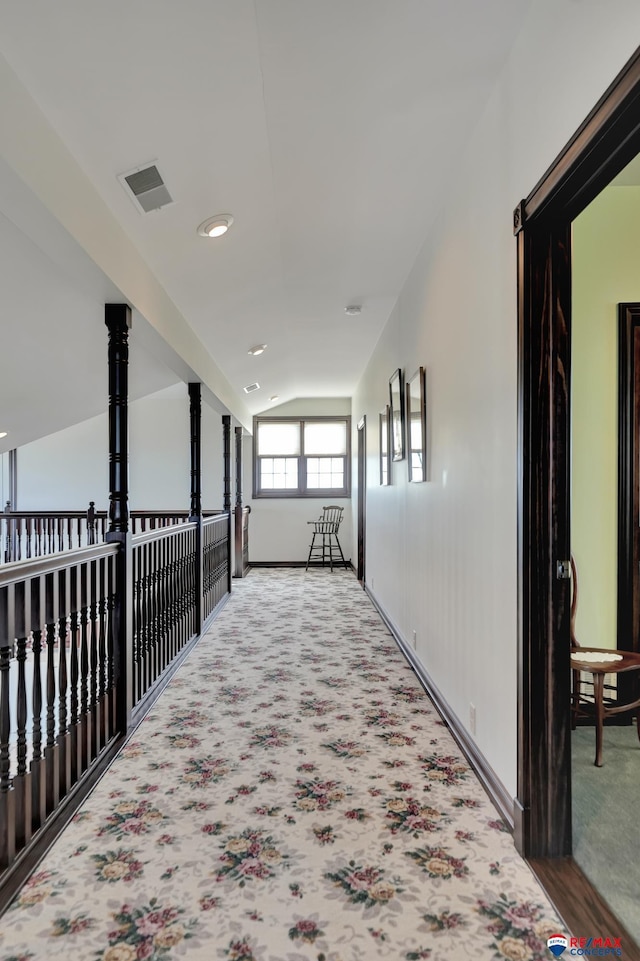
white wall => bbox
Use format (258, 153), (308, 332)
(245, 398), (353, 563)
(17, 384), (226, 512)
(352, 0), (640, 799)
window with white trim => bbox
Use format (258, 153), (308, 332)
(253, 416), (351, 498)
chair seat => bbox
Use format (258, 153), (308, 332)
(570, 554), (640, 765)
(571, 648), (640, 673)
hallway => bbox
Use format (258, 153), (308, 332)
(0, 569), (561, 961)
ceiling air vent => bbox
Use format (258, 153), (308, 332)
(243, 382), (261, 394)
(118, 162), (173, 214)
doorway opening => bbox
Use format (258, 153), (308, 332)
(357, 416), (366, 584)
(517, 45), (640, 947)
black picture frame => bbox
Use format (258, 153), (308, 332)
(389, 368), (405, 461)
(406, 367), (427, 482)
(379, 405), (390, 485)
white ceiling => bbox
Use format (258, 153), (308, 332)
(0, 0), (532, 452)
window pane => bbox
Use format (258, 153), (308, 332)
(304, 421), (347, 455)
(258, 422), (300, 456)
(260, 457), (298, 489)
(306, 456), (345, 489)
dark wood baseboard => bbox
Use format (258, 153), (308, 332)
(364, 584), (514, 832)
(0, 592), (231, 918)
(249, 560), (354, 569)
(0, 735), (124, 916)
(528, 857), (640, 959)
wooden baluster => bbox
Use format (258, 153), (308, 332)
(25, 517), (32, 560)
(14, 579), (32, 849)
(170, 533), (178, 660)
(30, 573), (46, 831)
(96, 557), (107, 750)
(87, 501), (96, 546)
(89, 559), (98, 761)
(69, 567), (80, 784)
(57, 569), (71, 798)
(79, 563), (90, 772)
(0, 584), (16, 868)
(106, 557), (116, 741)
(147, 541), (155, 692)
(133, 544), (141, 704)
(44, 571), (59, 814)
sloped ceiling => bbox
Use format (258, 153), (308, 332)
(0, 0), (532, 452)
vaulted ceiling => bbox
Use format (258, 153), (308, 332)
(0, 0), (531, 451)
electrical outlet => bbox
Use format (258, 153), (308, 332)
(412, 630), (417, 648)
(469, 703), (476, 735)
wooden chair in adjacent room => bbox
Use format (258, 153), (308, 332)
(570, 554), (640, 766)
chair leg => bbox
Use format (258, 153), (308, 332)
(306, 533), (316, 572)
(571, 668), (580, 730)
(334, 533), (349, 570)
(593, 672), (604, 767)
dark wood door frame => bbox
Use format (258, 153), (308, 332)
(617, 304), (640, 658)
(516, 47), (640, 860)
(357, 416), (366, 583)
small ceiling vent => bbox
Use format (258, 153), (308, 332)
(118, 162), (173, 214)
(243, 382), (261, 394)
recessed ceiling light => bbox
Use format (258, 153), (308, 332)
(269, 395), (279, 402)
(344, 304), (362, 316)
(248, 344), (267, 356)
(197, 214), (234, 238)
(0, 431), (7, 439)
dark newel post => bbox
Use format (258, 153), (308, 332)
(222, 416), (232, 594)
(189, 383), (203, 634)
(234, 426), (243, 578)
(105, 304), (133, 736)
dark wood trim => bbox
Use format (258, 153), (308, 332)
(517, 223), (573, 858)
(357, 417), (366, 583)
(0, 588), (230, 918)
(617, 304), (640, 659)
(517, 45), (640, 863)
(222, 416), (232, 595)
(528, 858), (640, 959)
(522, 47), (640, 225)
(131, 593), (229, 723)
(365, 585), (514, 831)
(250, 560), (354, 569)
(0, 734), (123, 915)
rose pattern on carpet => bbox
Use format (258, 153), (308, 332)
(0, 569), (562, 960)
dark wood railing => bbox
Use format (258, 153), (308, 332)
(1, 505), (224, 565)
(132, 523), (198, 709)
(0, 511), (231, 899)
(204, 514), (231, 617)
(0, 543), (119, 870)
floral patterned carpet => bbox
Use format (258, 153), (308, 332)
(0, 569), (563, 961)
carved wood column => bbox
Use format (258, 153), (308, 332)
(234, 426), (243, 577)
(105, 305), (131, 534)
(104, 304), (132, 734)
(189, 383), (202, 519)
(222, 416), (232, 593)
(189, 383), (203, 634)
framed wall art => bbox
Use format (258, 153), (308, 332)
(379, 405), (390, 485)
(389, 368), (405, 461)
(406, 366), (427, 482)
